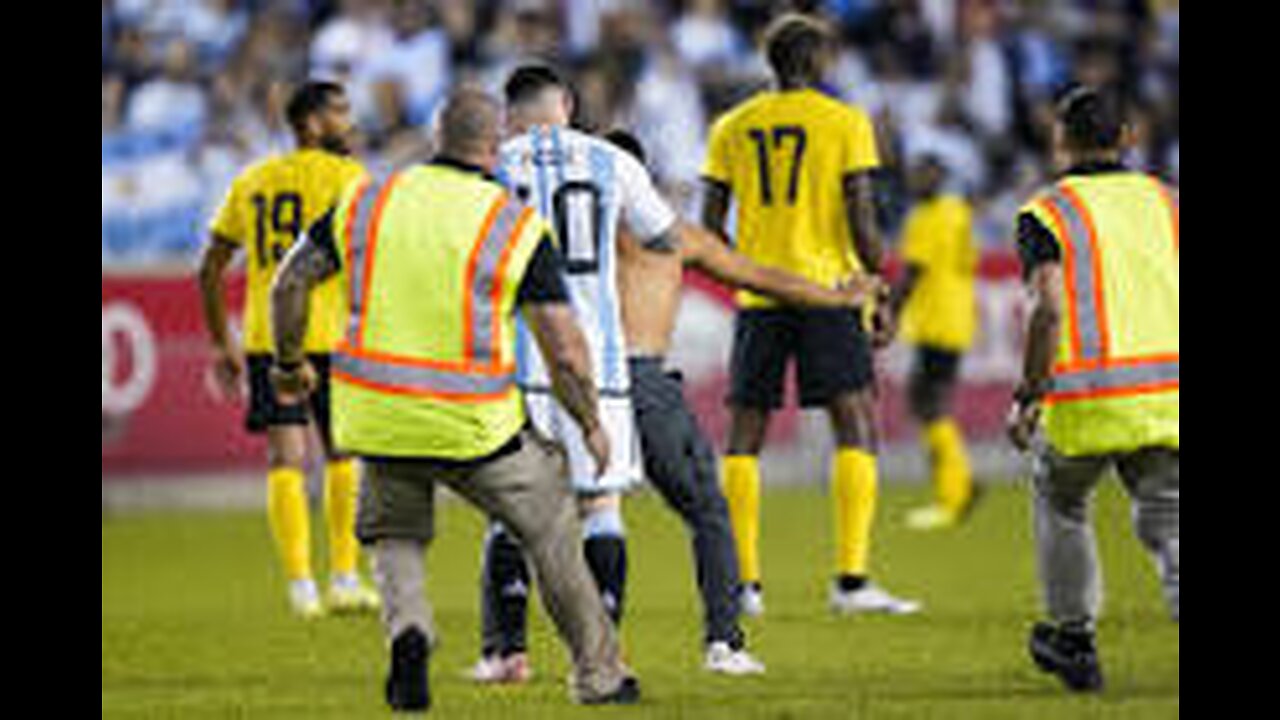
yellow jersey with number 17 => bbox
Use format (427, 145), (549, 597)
(209, 148), (366, 355)
(704, 88), (881, 309)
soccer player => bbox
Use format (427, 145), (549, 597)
(198, 81), (378, 619)
(702, 14), (920, 617)
(891, 156), (982, 532)
(1009, 88), (1180, 693)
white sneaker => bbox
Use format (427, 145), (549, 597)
(741, 586), (766, 619)
(289, 580), (325, 620)
(831, 584), (923, 617)
(326, 575), (382, 615)
(705, 643), (767, 677)
(469, 654), (533, 685)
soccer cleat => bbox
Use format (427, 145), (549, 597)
(469, 654), (533, 686)
(831, 584), (924, 617)
(705, 643), (767, 677)
(905, 505), (962, 532)
(581, 677), (642, 706)
(326, 576), (382, 616)
(741, 584), (767, 619)
(386, 629), (432, 713)
(288, 580), (325, 620)
(1029, 623), (1106, 694)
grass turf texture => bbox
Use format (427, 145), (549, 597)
(103, 484), (1179, 719)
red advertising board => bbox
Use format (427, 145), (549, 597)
(102, 255), (1025, 477)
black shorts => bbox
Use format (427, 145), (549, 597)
(912, 346), (964, 391)
(729, 309), (875, 410)
(246, 354), (333, 443)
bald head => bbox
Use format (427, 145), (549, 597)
(435, 89), (504, 170)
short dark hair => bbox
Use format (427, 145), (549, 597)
(604, 129), (648, 166)
(1057, 87), (1126, 152)
(764, 13), (833, 84)
(505, 65), (568, 106)
(286, 81), (345, 133)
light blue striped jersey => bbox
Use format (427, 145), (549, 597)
(501, 125), (677, 395)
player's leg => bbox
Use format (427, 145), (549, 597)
(580, 493), (628, 626)
(360, 460), (440, 712)
(455, 431), (635, 705)
(631, 358), (763, 675)
(800, 310), (920, 616)
(247, 355), (321, 618)
(724, 310), (793, 614)
(1029, 451), (1110, 692)
(906, 347), (976, 531)
(1117, 449), (1180, 622)
(309, 355), (379, 614)
(474, 521), (534, 684)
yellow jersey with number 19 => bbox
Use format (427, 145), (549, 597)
(704, 88), (881, 309)
(209, 148), (366, 355)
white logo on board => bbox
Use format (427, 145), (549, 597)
(101, 303), (158, 416)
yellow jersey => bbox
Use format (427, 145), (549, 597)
(704, 88), (881, 308)
(900, 195), (980, 352)
(209, 148), (366, 355)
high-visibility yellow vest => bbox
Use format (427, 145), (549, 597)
(1022, 172), (1180, 457)
(330, 164), (547, 460)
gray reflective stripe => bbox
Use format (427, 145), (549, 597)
(1043, 191), (1105, 362)
(334, 354), (515, 397)
(346, 177), (394, 344)
(1052, 360), (1179, 396)
(469, 199), (527, 362)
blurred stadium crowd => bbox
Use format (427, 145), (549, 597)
(102, 0), (1180, 264)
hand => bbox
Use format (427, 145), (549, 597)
(271, 360), (319, 406)
(212, 347), (246, 401)
(835, 274), (883, 308)
(870, 300), (898, 350)
(1007, 400), (1043, 452)
(583, 423), (612, 480)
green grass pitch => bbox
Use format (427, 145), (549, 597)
(103, 483), (1179, 719)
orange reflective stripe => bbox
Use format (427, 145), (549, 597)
(1155, 180), (1180, 253)
(1046, 379), (1179, 405)
(1039, 197), (1085, 363)
(333, 367), (513, 405)
(343, 179), (373, 296)
(335, 341), (515, 377)
(355, 173), (403, 349)
(487, 207), (536, 370)
(464, 196), (510, 364)
(1059, 185), (1111, 360)
(1055, 352), (1181, 375)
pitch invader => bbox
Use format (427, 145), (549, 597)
(702, 14), (921, 618)
(198, 81), (378, 619)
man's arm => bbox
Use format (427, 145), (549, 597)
(843, 172), (886, 274)
(197, 234), (245, 397)
(523, 302), (610, 476)
(677, 222), (871, 308)
(272, 213), (342, 368)
(1020, 261), (1065, 402)
(701, 179), (734, 245)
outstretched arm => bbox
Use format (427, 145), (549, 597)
(677, 222), (872, 308)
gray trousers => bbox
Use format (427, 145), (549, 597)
(358, 430), (627, 703)
(631, 357), (745, 649)
(1033, 446), (1181, 626)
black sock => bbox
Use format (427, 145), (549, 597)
(838, 575), (869, 593)
(584, 536), (629, 626)
(481, 527), (530, 658)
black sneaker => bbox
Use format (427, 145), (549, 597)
(582, 677), (642, 706)
(1029, 623), (1106, 694)
(386, 629), (432, 713)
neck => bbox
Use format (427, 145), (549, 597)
(777, 78), (816, 92)
(1067, 149), (1124, 168)
(510, 116), (566, 136)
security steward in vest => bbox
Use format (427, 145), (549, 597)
(270, 89), (639, 713)
(1009, 88), (1180, 694)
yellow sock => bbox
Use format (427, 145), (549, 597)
(268, 467), (313, 582)
(833, 449), (879, 578)
(325, 460), (362, 580)
(722, 456), (763, 585)
(926, 420), (973, 514)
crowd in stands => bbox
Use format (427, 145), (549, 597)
(102, 0), (1180, 264)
